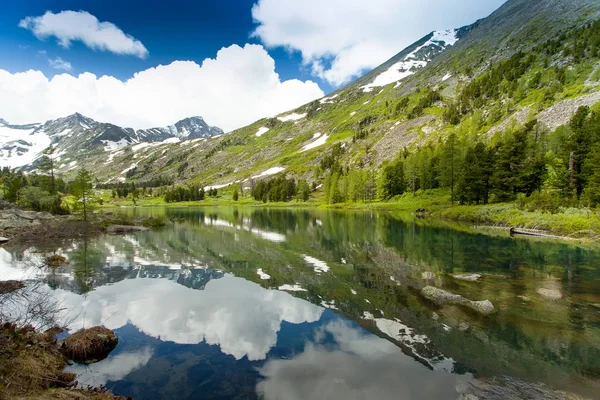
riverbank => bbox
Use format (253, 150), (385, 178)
(0, 281), (126, 399)
(0, 204), (166, 244)
(99, 189), (600, 242)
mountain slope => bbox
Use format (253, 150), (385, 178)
(5, 0), (600, 198)
(0, 114), (223, 169)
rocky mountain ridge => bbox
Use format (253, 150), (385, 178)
(0, 113), (223, 169)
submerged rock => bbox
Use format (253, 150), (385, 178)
(452, 274), (482, 282)
(106, 224), (149, 234)
(537, 288), (562, 300)
(421, 286), (496, 315)
(61, 326), (118, 364)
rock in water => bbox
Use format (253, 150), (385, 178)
(537, 287), (562, 300)
(421, 286), (496, 315)
(61, 326), (118, 364)
(469, 300), (496, 315)
(452, 274), (482, 282)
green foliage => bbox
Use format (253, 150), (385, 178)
(379, 156), (406, 199)
(232, 187), (239, 201)
(16, 186), (64, 214)
(296, 179), (310, 201)
(252, 176), (297, 203)
(456, 142), (494, 205)
(164, 185), (205, 203)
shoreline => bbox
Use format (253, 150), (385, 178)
(99, 195), (600, 244)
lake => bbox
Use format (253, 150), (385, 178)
(1, 207), (600, 399)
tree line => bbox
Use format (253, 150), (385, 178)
(320, 107), (600, 210)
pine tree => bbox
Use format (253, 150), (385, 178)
(73, 167), (94, 221)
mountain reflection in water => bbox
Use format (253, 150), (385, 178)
(1, 206), (599, 399)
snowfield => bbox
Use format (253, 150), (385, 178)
(0, 125), (50, 168)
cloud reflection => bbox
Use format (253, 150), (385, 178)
(56, 274), (323, 361)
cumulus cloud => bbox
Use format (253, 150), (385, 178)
(252, 0), (506, 86)
(0, 44), (324, 131)
(19, 10), (148, 58)
(48, 57), (72, 71)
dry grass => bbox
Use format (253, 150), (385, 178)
(61, 327), (118, 364)
(5, 220), (103, 245)
(46, 255), (69, 269)
(0, 322), (127, 400)
(0, 280), (25, 294)
(0, 322), (75, 398)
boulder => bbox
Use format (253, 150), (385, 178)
(61, 326), (118, 364)
(421, 286), (496, 315)
(106, 225), (149, 234)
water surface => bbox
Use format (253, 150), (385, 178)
(1, 207), (600, 399)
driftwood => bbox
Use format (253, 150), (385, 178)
(509, 227), (570, 240)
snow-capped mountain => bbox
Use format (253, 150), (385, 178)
(355, 22), (479, 92)
(0, 113), (223, 169)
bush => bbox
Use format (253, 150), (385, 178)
(16, 186), (66, 214)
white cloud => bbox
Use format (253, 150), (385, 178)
(252, 0), (506, 86)
(19, 10), (148, 58)
(48, 57), (72, 71)
(0, 44), (324, 132)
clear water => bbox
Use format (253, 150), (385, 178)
(2, 207), (600, 399)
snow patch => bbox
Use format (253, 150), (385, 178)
(319, 94), (339, 104)
(121, 163), (137, 175)
(102, 138), (130, 152)
(257, 268), (271, 280)
(301, 134), (328, 152)
(251, 166), (285, 179)
(320, 300), (338, 310)
(162, 137), (181, 144)
(277, 113), (306, 122)
(256, 127), (270, 137)
(442, 73), (452, 82)
(302, 255), (330, 274)
(278, 284), (307, 292)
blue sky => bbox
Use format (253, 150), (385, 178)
(0, 0), (506, 131)
(0, 0), (323, 89)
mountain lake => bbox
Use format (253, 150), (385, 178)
(1, 207), (599, 399)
